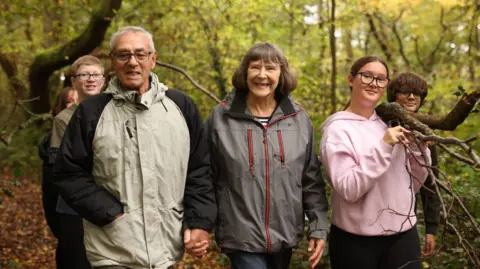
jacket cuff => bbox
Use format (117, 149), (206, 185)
(425, 223), (438, 235)
(308, 230), (328, 241)
(186, 218), (214, 232)
(100, 202), (123, 226)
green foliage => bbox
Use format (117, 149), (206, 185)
(0, 0), (479, 267)
(0, 122), (50, 176)
(0, 165), (24, 205)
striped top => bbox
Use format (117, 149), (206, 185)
(256, 116), (270, 127)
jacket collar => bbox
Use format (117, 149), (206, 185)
(227, 88), (297, 117)
(104, 73), (168, 109)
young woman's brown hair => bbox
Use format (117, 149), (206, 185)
(52, 87), (76, 117)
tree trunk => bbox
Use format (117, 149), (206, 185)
(28, 0), (122, 113)
(0, 54), (28, 99)
(328, 0), (336, 114)
(207, 35), (227, 99)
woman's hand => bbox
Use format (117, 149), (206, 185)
(308, 238), (326, 269)
(383, 126), (410, 146)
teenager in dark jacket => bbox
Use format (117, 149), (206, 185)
(387, 72), (477, 256)
(206, 42), (329, 269)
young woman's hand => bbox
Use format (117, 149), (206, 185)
(383, 126), (410, 146)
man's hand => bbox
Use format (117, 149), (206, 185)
(308, 238), (326, 269)
(184, 229), (210, 258)
(423, 234), (436, 256)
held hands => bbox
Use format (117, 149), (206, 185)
(308, 238), (326, 269)
(383, 126), (411, 146)
(423, 234), (436, 256)
(184, 228), (210, 258)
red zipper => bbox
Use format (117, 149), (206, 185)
(276, 130), (285, 166)
(262, 110), (301, 253)
(263, 129), (272, 252)
(248, 129), (254, 176)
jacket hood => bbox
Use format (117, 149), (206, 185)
(104, 73), (167, 109)
(320, 111), (382, 133)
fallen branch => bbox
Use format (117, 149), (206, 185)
(376, 90), (480, 133)
(412, 131), (480, 168)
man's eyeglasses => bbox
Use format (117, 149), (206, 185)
(356, 72), (389, 88)
(73, 74), (104, 81)
(111, 51), (153, 62)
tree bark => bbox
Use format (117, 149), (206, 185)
(328, 0), (336, 114)
(375, 91), (480, 134)
(28, 0), (122, 113)
(365, 14), (395, 72)
(193, 7), (228, 99)
(0, 53), (28, 99)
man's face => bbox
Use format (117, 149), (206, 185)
(71, 65), (104, 100)
(110, 32), (157, 94)
(395, 91), (422, 112)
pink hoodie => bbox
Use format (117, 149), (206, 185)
(320, 111), (430, 236)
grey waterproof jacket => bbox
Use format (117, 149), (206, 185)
(206, 89), (329, 253)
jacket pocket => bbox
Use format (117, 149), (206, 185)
(247, 129), (255, 176)
(276, 130), (285, 166)
(102, 212), (133, 247)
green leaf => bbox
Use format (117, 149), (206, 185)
(6, 260), (20, 268)
(13, 167), (21, 178)
(452, 91), (461, 97)
(2, 188), (14, 198)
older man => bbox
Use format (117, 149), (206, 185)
(53, 26), (216, 269)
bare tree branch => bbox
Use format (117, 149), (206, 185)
(391, 9), (411, 69)
(365, 13), (394, 68)
(156, 61), (221, 103)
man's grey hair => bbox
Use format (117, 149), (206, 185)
(109, 26), (156, 52)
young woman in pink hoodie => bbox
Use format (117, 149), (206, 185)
(319, 56), (430, 269)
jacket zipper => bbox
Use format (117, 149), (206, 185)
(263, 128), (272, 252)
(262, 111), (300, 253)
(248, 129), (254, 176)
(276, 130), (285, 166)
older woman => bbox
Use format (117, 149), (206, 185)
(320, 56), (430, 269)
(206, 42), (329, 269)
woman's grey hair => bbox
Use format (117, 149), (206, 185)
(109, 26), (156, 52)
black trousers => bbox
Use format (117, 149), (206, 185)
(55, 214), (91, 269)
(42, 179), (91, 269)
(329, 225), (421, 269)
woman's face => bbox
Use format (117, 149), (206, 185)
(246, 59), (281, 100)
(348, 61), (388, 108)
(65, 90), (78, 108)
